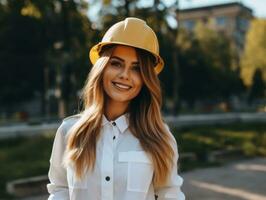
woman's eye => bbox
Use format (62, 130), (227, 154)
(110, 61), (122, 67)
(132, 66), (140, 72)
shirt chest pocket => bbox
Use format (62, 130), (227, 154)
(66, 166), (88, 189)
(119, 151), (154, 193)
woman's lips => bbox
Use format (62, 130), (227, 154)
(112, 82), (132, 90)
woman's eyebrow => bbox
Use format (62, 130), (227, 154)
(111, 56), (124, 62)
(111, 56), (139, 64)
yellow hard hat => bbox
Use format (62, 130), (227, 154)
(89, 17), (164, 74)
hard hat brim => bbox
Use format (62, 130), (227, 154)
(89, 42), (164, 74)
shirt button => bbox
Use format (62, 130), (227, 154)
(105, 176), (110, 181)
(112, 122), (116, 126)
(113, 136), (116, 140)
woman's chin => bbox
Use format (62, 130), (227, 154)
(107, 95), (132, 104)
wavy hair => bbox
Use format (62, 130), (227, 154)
(63, 45), (175, 187)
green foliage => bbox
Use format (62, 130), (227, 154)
(174, 123), (266, 171)
(0, 1), (45, 105)
(0, 134), (54, 198)
(174, 122), (266, 157)
(177, 24), (245, 106)
(248, 68), (266, 102)
(194, 22), (232, 70)
(241, 19), (266, 86)
(0, 0), (92, 114)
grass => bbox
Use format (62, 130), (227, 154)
(174, 122), (266, 171)
(0, 134), (54, 198)
(0, 122), (265, 198)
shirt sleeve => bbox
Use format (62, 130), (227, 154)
(154, 124), (185, 200)
(47, 121), (70, 200)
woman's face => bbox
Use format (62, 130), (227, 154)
(103, 45), (143, 106)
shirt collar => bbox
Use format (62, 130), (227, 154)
(101, 113), (129, 133)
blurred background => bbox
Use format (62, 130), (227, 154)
(0, 0), (265, 199)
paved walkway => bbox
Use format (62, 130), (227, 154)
(182, 157), (266, 200)
(18, 158), (266, 200)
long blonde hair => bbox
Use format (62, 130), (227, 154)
(64, 45), (175, 187)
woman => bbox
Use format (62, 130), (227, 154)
(47, 17), (185, 200)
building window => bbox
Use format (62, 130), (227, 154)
(216, 16), (227, 26)
(183, 20), (195, 30)
(238, 18), (249, 31)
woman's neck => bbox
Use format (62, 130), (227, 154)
(104, 100), (129, 121)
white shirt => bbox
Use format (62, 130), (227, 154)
(47, 114), (185, 200)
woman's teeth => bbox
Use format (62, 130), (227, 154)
(113, 82), (131, 90)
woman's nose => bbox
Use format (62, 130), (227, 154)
(118, 68), (130, 80)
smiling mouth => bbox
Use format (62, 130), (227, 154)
(112, 82), (132, 90)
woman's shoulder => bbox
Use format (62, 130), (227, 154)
(63, 113), (82, 123)
(163, 122), (177, 144)
(58, 114), (82, 135)
(163, 122), (172, 136)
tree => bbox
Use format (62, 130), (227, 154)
(0, 0), (92, 117)
(194, 21), (232, 70)
(177, 23), (245, 107)
(241, 19), (266, 87)
(0, 0), (45, 108)
(248, 68), (266, 103)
